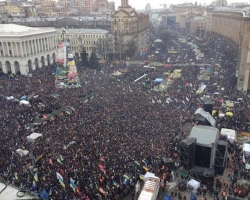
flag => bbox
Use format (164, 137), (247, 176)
(139, 174), (144, 180)
(57, 157), (62, 164)
(70, 177), (75, 184)
(49, 187), (52, 196)
(32, 180), (36, 189)
(98, 164), (105, 172)
(39, 188), (49, 200)
(99, 187), (106, 194)
(123, 174), (129, 180)
(113, 181), (120, 187)
(59, 155), (64, 161)
(14, 172), (18, 180)
(143, 166), (148, 172)
(134, 160), (140, 166)
(142, 159), (147, 166)
(49, 159), (53, 165)
(100, 157), (105, 162)
(70, 181), (77, 192)
(56, 172), (63, 181)
(59, 179), (65, 188)
(34, 172), (38, 182)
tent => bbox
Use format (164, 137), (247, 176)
(226, 112), (233, 117)
(154, 78), (163, 83)
(195, 108), (216, 127)
(111, 71), (122, 76)
(164, 195), (172, 200)
(221, 128), (236, 142)
(16, 149), (29, 156)
(20, 100), (30, 106)
(187, 179), (200, 194)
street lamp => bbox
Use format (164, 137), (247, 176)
(118, 32), (123, 61)
(27, 133), (43, 167)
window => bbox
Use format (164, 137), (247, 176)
(9, 50), (12, 55)
(8, 42), (11, 46)
(1, 50), (3, 55)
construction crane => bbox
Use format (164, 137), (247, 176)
(159, 4), (167, 9)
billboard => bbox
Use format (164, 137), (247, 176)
(56, 43), (66, 64)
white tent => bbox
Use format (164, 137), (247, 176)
(195, 108), (216, 127)
(27, 133), (43, 143)
(19, 100), (30, 105)
(187, 179), (200, 193)
(16, 149), (29, 156)
(243, 143), (250, 169)
(221, 128), (236, 142)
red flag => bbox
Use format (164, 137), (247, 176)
(100, 157), (105, 162)
(98, 164), (105, 172)
(76, 187), (83, 196)
(49, 159), (53, 165)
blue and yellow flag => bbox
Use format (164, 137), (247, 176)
(134, 160), (140, 166)
(59, 179), (65, 188)
(59, 155), (64, 162)
(70, 182), (77, 192)
(34, 172), (38, 182)
(32, 180), (36, 188)
(123, 174), (129, 180)
(57, 157), (62, 164)
(113, 181), (120, 187)
(49, 187), (52, 196)
(14, 172), (18, 180)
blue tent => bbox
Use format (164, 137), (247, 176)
(164, 194), (172, 200)
(154, 78), (163, 83)
(190, 194), (197, 200)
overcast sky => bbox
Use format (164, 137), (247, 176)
(109, 0), (247, 9)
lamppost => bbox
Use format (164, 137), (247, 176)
(78, 34), (83, 56)
(118, 32), (123, 61)
(27, 133), (43, 168)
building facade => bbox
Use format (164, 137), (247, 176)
(189, 16), (206, 37)
(56, 28), (110, 57)
(171, 3), (205, 27)
(5, 16), (112, 30)
(210, 8), (250, 92)
(0, 24), (57, 75)
(111, 0), (149, 58)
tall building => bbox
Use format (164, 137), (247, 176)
(208, 7), (250, 92)
(111, 0), (149, 59)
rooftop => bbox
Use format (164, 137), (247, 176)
(10, 16), (112, 23)
(0, 24), (56, 36)
(56, 28), (109, 34)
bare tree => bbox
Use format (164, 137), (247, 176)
(96, 38), (109, 59)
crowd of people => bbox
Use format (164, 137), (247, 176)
(0, 30), (250, 200)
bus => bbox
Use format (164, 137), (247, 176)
(138, 176), (160, 200)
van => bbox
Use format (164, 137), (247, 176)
(138, 176), (160, 200)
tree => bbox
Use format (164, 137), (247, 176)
(125, 39), (137, 59)
(96, 38), (109, 59)
(159, 29), (173, 46)
(88, 51), (101, 71)
(80, 47), (89, 68)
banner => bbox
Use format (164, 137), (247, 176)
(55, 42), (80, 88)
(56, 43), (66, 64)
